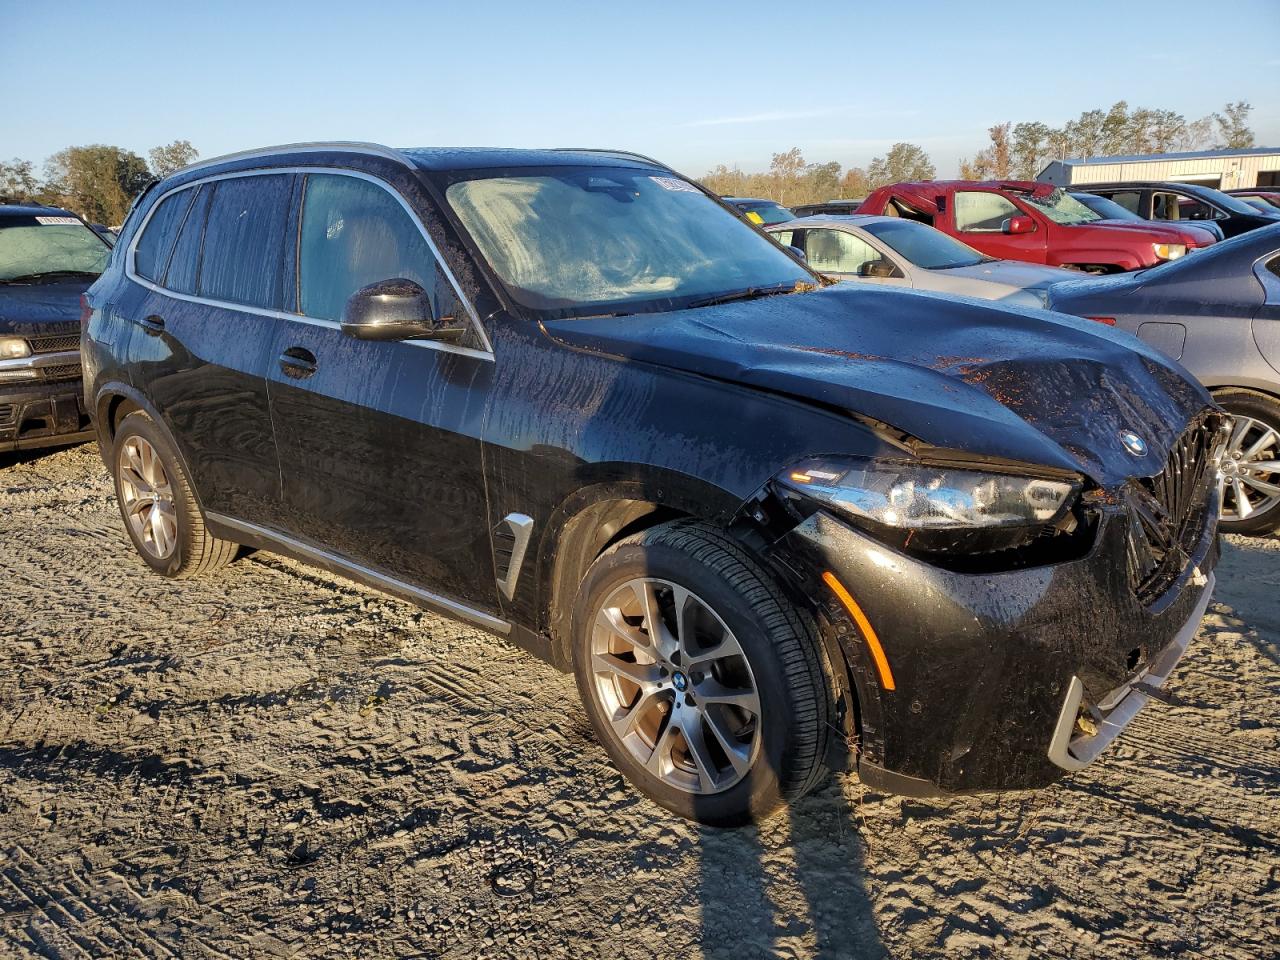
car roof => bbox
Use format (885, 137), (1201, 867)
(0, 203), (78, 218)
(768, 214), (905, 229)
(172, 142), (672, 179)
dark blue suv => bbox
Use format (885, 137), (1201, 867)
(84, 142), (1223, 824)
(1, 204), (108, 451)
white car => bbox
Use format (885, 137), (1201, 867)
(769, 215), (1077, 307)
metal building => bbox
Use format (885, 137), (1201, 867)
(1037, 148), (1280, 190)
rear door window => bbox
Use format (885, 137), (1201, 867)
(198, 174), (294, 310)
(164, 184), (212, 295)
(297, 173), (449, 322)
(954, 191), (1020, 232)
(134, 188), (195, 282)
(1153, 191), (1220, 222)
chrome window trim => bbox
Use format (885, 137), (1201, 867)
(207, 512), (511, 635)
(125, 165), (494, 361)
(1255, 251), (1280, 306)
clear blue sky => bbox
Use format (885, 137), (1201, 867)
(5, 0), (1278, 178)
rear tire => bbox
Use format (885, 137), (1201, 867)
(111, 411), (238, 577)
(571, 519), (833, 826)
(1214, 390), (1280, 536)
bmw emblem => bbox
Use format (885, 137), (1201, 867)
(1120, 431), (1147, 457)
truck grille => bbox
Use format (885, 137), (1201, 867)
(27, 334), (81, 354)
(40, 363), (82, 382)
(1126, 419), (1221, 606)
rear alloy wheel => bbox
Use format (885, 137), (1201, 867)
(111, 411), (238, 577)
(1215, 390), (1280, 535)
(572, 520), (834, 826)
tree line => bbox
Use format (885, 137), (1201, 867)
(0, 140), (198, 225)
(0, 99), (1259, 222)
(703, 99), (1256, 206)
(960, 100), (1255, 180)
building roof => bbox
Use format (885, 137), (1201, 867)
(1057, 147), (1280, 167)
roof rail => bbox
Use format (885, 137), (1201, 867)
(172, 141), (414, 177)
(551, 147), (673, 170)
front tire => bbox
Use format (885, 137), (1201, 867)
(111, 411), (238, 577)
(571, 520), (833, 826)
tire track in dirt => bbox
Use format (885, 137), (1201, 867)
(0, 445), (1276, 959)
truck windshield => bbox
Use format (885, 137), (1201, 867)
(1020, 189), (1102, 226)
(0, 214), (110, 282)
(861, 219), (986, 269)
(445, 167), (814, 319)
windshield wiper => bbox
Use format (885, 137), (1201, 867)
(688, 282), (805, 309)
(0, 270), (101, 284)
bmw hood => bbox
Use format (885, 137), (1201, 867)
(542, 285), (1212, 487)
(0, 279), (90, 337)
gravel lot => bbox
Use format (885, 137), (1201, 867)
(0, 443), (1276, 959)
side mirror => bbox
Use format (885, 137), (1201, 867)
(789, 245), (807, 262)
(1002, 215), (1035, 235)
(340, 278), (463, 343)
(859, 259), (897, 279)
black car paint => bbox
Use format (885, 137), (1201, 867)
(0, 204), (108, 451)
(84, 146), (1219, 797)
(1074, 182), (1280, 239)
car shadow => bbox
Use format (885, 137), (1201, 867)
(694, 765), (886, 958)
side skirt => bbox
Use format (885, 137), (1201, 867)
(206, 512), (513, 637)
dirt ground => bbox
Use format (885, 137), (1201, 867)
(0, 443), (1275, 959)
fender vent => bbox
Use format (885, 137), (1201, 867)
(493, 513), (534, 602)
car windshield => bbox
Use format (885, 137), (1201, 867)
(0, 213), (110, 282)
(1072, 193), (1141, 222)
(740, 202), (796, 226)
(860, 219), (986, 269)
(445, 167), (814, 319)
(1019, 188), (1102, 226)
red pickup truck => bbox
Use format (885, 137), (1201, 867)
(857, 180), (1215, 273)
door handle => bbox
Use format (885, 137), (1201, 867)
(278, 346), (317, 379)
(137, 314), (165, 335)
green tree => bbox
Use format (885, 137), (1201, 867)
(1214, 101), (1254, 149)
(867, 142), (936, 188)
(802, 160), (842, 201)
(1099, 101), (1131, 155)
(148, 139), (199, 177)
(43, 145), (151, 224)
(0, 159), (39, 201)
(768, 148), (805, 205)
(840, 166), (870, 198)
(1012, 121), (1052, 179)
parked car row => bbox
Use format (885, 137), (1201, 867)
(0, 145), (1252, 827)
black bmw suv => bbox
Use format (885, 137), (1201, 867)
(84, 143), (1223, 825)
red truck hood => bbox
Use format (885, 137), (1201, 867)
(1087, 218), (1213, 248)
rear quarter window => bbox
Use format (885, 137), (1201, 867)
(134, 188), (195, 282)
(197, 174), (294, 310)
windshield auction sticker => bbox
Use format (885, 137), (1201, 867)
(650, 176), (700, 193)
(35, 216), (82, 225)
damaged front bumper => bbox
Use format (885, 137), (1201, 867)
(767, 485), (1218, 797)
(0, 366), (94, 452)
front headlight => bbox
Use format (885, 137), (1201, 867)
(1152, 243), (1186, 261)
(0, 337), (31, 360)
(778, 458), (1080, 555)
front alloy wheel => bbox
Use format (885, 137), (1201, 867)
(572, 520), (834, 825)
(590, 577), (761, 795)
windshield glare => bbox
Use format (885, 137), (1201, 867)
(446, 168), (812, 318)
(0, 215), (110, 281)
(1072, 193), (1140, 222)
(1021, 188), (1102, 226)
(861, 219), (985, 269)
